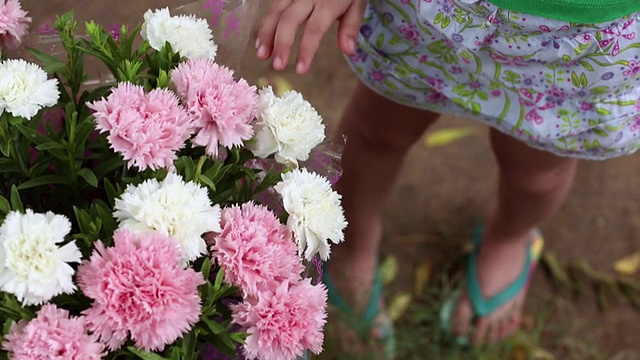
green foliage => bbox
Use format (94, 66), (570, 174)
(0, 10), (283, 359)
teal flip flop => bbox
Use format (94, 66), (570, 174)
(439, 225), (544, 346)
(324, 267), (396, 359)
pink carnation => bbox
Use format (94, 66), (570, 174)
(232, 279), (328, 360)
(0, 0), (31, 50)
(2, 304), (105, 359)
(88, 82), (194, 171)
(212, 202), (303, 296)
(171, 58), (258, 158)
(77, 229), (205, 351)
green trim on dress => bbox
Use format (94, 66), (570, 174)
(488, 0), (640, 23)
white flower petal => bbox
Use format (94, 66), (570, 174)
(0, 59), (59, 120)
(0, 210), (77, 305)
(114, 172), (221, 263)
(275, 169), (347, 260)
(250, 87), (325, 166)
(141, 8), (217, 60)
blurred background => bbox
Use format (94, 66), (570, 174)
(19, 1), (640, 358)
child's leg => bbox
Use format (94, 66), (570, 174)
(453, 128), (578, 344)
(328, 82), (439, 309)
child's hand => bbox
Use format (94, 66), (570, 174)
(255, 0), (366, 74)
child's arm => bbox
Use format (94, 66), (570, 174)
(255, 0), (366, 74)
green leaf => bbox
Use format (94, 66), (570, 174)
(92, 156), (123, 178)
(0, 195), (10, 215)
(73, 119), (96, 145)
(78, 168), (98, 187)
(376, 34), (384, 49)
(27, 48), (66, 73)
(579, 73), (588, 87)
(197, 174), (216, 191)
(73, 207), (92, 235)
(181, 330), (198, 358)
(200, 257), (211, 280)
(17, 174), (68, 190)
(590, 86), (610, 95)
(214, 268), (225, 290)
(203, 318), (226, 335)
(127, 346), (170, 360)
(183, 157), (195, 182)
(571, 72), (580, 87)
(579, 60), (595, 72)
(35, 142), (66, 151)
(10, 186), (23, 213)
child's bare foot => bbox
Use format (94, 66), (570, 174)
(322, 222), (396, 358)
(450, 230), (538, 345)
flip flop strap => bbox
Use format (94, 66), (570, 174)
(466, 239), (532, 317)
(324, 267), (382, 338)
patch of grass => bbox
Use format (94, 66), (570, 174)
(392, 272), (618, 360)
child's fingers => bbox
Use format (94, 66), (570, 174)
(271, 0), (314, 70)
(296, 7), (337, 74)
(338, 0), (365, 55)
(255, 0), (294, 60)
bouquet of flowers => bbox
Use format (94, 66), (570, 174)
(0, 1), (347, 359)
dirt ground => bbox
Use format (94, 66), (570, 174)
(21, 1), (640, 358)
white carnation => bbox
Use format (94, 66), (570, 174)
(250, 86), (325, 166)
(274, 168), (347, 261)
(114, 172), (222, 262)
(0, 210), (80, 305)
(141, 8), (217, 60)
(0, 59), (59, 120)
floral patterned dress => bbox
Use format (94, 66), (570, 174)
(347, 0), (640, 159)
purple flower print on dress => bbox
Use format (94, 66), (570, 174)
(519, 89), (555, 124)
(491, 90), (502, 97)
(450, 66), (463, 74)
(426, 90), (446, 103)
(601, 72), (615, 81)
(425, 76), (444, 91)
(599, 18), (636, 57)
(400, 23), (421, 45)
(451, 33), (464, 43)
(623, 60), (640, 77)
(631, 115), (640, 132)
(370, 70), (385, 82)
(475, 33), (498, 47)
(541, 36), (561, 49)
(580, 102), (595, 112)
(439, 0), (455, 16)
(349, 47), (368, 62)
(382, 12), (394, 24)
(486, 13), (501, 26)
(489, 52), (529, 66)
(360, 24), (373, 39)
(521, 75), (535, 87)
(468, 81), (482, 89)
(545, 86), (568, 107)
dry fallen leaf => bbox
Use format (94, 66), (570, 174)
(613, 252), (640, 276)
(256, 74), (293, 96)
(413, 259), (433, 294)
(387, 292), (412, 322)
(533, 348), (555, 360)
(379, 255), (399, 286)
(424, 127), (476, 148)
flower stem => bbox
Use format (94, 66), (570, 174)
(194, 155), (207, 183)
